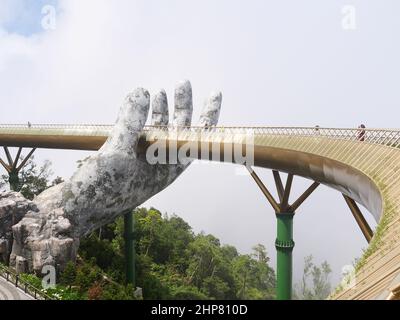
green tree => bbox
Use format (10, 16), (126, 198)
(295, 255), (332, 300)
(18, 157), (53, 199)
(137, 208), (164, 258)
(0, 156), (64, 199)
(252, 244), (269, 263)
(60, 261), (77, 288)
(232, 245), (276, 300)
(170, 285), (208, 300)
(250, 244), (276, 298)
(232, 254), (252, 299)
(0, 156), (56, 199)
(74, 259), (102, 294)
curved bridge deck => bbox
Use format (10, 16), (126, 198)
(1, 124), (400, 299)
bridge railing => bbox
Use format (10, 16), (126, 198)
(0, 124), (114, 130)
(143, 126), (400, 148)
(1, 124), (400, 149)
(0, 264), (54, 300)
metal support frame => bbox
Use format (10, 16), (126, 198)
(343, 194), (373, 243)
(124, 211), (136, 287)
(0, 147), (36, 191)
(246, 166), (320, 300)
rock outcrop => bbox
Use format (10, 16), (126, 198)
(0, 191), (37, 265)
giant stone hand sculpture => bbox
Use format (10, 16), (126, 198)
(4, 80), (222, 273)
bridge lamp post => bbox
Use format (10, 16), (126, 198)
(246, 167), (319, 300)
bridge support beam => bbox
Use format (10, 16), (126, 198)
(343, 194), (373, 243)
(124, 211), (136, 287)
(0, 147), (36, 191)
(246, 166), (319, 300)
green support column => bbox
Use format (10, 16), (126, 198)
(246, 167), (318, 300)
(8, 169), (20, 191)
(124, 211), (136, 287)
(275, 212), (295, 300)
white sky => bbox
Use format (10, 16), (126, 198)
(1, 0), (399, 287)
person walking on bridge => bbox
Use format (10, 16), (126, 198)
(357, 124), (366, 141)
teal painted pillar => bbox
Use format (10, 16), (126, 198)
(124, 211), (136, 287)
(275, 212), (295, 300)
(8, 170), (20, 191)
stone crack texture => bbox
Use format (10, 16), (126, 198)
(0, 80), (222, 274)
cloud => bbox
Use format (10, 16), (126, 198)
(0, 0), (25, 25)
(1, 0), (228, 125)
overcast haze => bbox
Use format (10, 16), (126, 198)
(1, 0), (399, 287)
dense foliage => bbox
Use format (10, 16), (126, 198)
(0, 156), (63, 199)
(18, 259), (136, 300)
(79, 208), (277, 300)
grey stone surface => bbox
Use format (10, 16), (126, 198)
(0, 191), (37, 264)
(173, 80), (193, 126)
(199, 92), (222, 127)
(151, 89), (169, 126)
(15, 256), (27, 274)
(2, 80), (222, 274)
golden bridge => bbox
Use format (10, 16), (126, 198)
(1, 124), (400, 300)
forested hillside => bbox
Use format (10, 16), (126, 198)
(77, 207), (276, 300)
